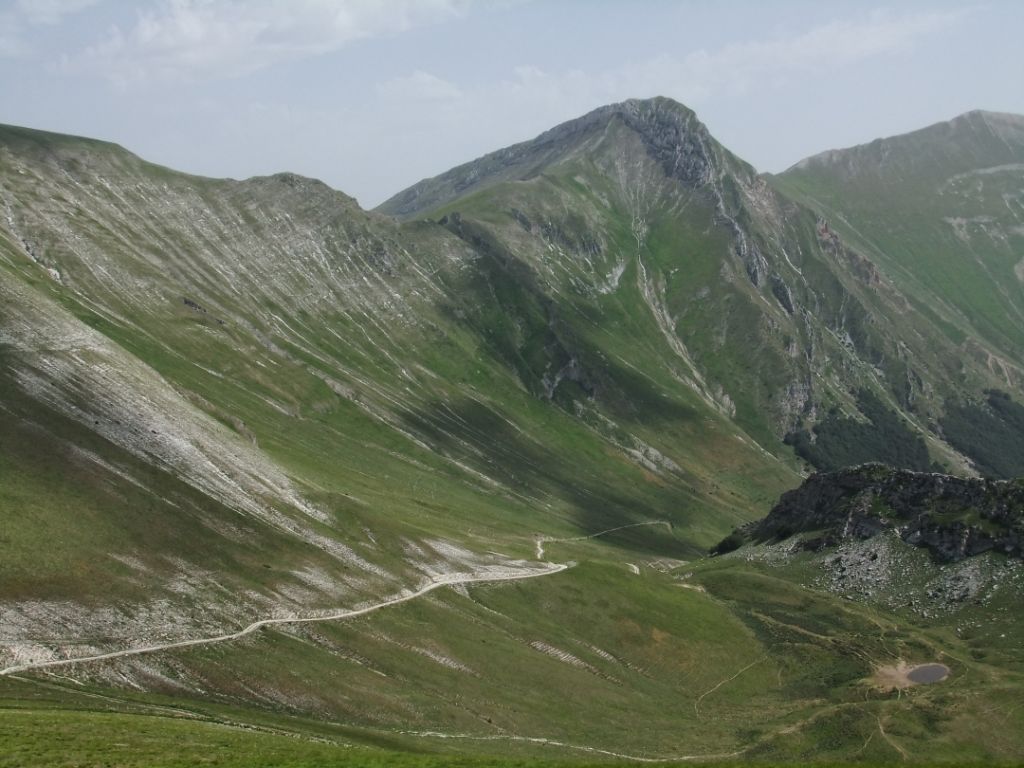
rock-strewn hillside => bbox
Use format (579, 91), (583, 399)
(722, 464), (1024, 562)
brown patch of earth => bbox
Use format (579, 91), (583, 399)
(872, 660), (949, 690)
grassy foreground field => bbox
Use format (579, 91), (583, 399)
(3, 706), (1016, 768)
(2, 530), (1023, 766)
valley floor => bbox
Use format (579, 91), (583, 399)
(2, 529), (1023, 766)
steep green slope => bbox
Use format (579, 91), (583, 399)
(4, 101), (1024, 765)
(382, 99), (1024, 475)
(774, 110), (1024, 476)
(774, 110), (1024, 362)
(0, 116), (784, 692)
(941, 390), (1024, 477)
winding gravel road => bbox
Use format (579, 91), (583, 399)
(0, 562), (568, 677)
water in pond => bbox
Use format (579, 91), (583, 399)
(907, 663), (949, 684)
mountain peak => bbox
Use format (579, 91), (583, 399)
(951, 108), (1024, 126)
(567, 95), (698, 130)
(376, 96), (720, 219)
(530, 96), (704, 155)
(0, 122), (135, 172)
(946, 108), (1024, 145)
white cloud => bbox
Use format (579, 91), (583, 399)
(398, 9), (963, 126)
(76, 0), (470, 84)
(0, 25), (27, 57)
(670, 9), (964, 95)
(17, 0), (101, 25)
(0, 7), (30, 58)
(503, 8), (966, 109)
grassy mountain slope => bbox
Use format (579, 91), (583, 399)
(774, 111), (1024, 364)
(0, 116), (784, 707)
(381, 99), (1024, 474)
(5, 523), (1024, 765)
(774, 111), (1024, 475)
(701, 465), (1024, 762)
(3, 102), (1024, 765)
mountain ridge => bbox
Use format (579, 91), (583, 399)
(379, 96), (1024, 477)
(376, 96), (749, 219)
(3, 98), (1024, 764)
(786, 108), (1024, 175)
(773, 101), (1024, 389)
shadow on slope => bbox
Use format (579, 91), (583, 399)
(434, 211), (701, 427)
(399, 395), (701, 559)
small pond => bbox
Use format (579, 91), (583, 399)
(906, 663), (949, 684)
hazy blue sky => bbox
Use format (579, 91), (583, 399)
(2, 1), (1022, 206)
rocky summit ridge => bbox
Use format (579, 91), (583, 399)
(377, 97), (737, 219)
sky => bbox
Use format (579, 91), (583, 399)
(2, 1), (1022, 208)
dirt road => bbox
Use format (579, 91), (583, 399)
(0, 563), (568, 677)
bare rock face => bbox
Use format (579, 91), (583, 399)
(613, 98), (714, 188)
(722, 464), (1024, 562)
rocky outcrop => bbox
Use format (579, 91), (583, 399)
(720, 464), (1024, 562)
